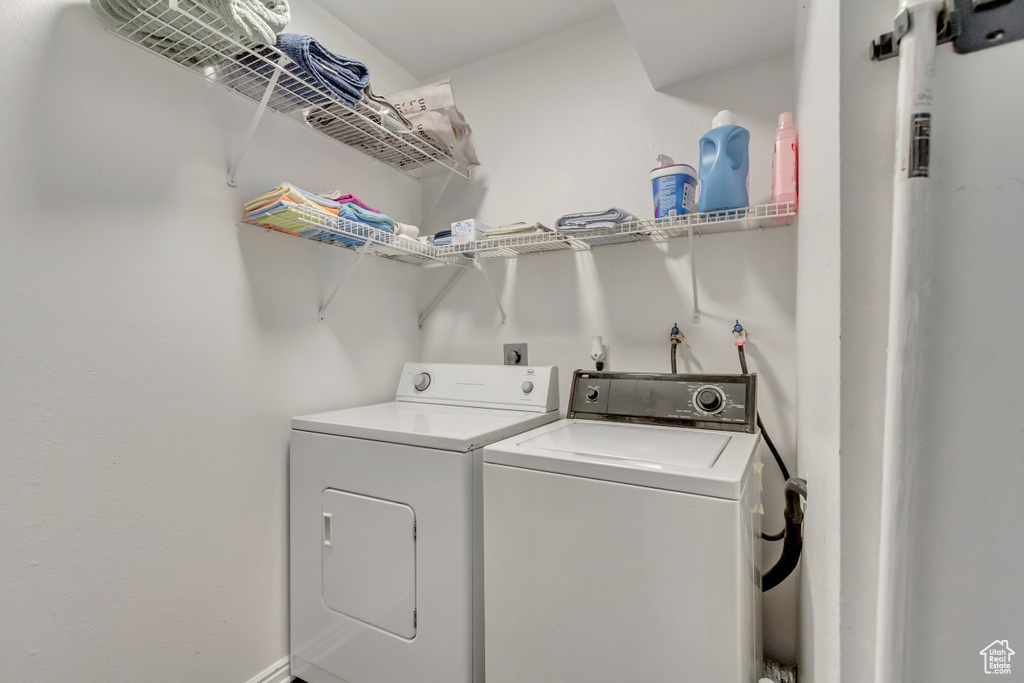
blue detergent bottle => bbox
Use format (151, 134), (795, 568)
(697, 110), (750, 212)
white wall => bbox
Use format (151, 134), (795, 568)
(793, 0), (842, 681)
(417, 13), (802, 663)
(0, 2), (423, 681)
(839, 0), (1024, 679)
(837, 2), (894, 679)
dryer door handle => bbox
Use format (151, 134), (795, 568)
(323, 512), (333, 547)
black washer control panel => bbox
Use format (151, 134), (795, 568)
(568, 370), (756, 434)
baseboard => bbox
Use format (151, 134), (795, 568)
(245, 656), (291, 683)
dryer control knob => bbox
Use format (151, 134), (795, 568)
(413, 373), (431, 391)
(696, 387), (724, 413)
(522, 381), (534, 394)
(586, 387), (600, 401)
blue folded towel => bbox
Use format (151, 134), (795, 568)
(340, 203), (395, 231)
(555, 208), (638, 231)
(276, 33), (369, 107)
(428, 230), (452, 246)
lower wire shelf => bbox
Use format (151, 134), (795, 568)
(239, 201), (797, 267)
(241, 201), (796, 325)
(432, 201), (798, 262)
(239, 205), (450, 266)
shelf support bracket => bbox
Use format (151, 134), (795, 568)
(416, 259), (507, 328)
(418, 266), (468, 328)
(319, 239), (373, 322)
(689, 225), (701, 324)
(422, 169), (457, 231)
(476, 261), (508, 327)
(227, 54), (287, 187)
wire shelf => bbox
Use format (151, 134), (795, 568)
(105, 0), (470, 180)
(239, 204), (452, 266)
(432, 201), (797, 261)
(240, 201), (795, 266)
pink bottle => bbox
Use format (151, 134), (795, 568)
(772, 112), (798, 208)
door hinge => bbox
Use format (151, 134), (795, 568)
(413, 521), (417, 541)
(413, 608), (418, 628)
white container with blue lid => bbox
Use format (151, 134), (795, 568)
(650, 154), (697, 219)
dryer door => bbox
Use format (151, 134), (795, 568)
(322, 489), (417, 639)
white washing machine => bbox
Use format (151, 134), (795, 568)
(482, 370), (763, 683)
(290, 363), (559, 683)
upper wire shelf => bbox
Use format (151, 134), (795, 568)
(105, 0), (470, 180)
(240, 201), (796, 267)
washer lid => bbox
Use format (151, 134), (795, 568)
(483, 420), (760, 499)
(292, 402), (559, 452)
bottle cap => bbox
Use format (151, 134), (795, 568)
(712, 110), (738, 128)
(656, 154), (675, 167)
(778, 112), (794, 128)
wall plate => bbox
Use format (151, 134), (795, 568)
(503, 343), (528, 366)
(871, 0), (1022, 60)
(952, 0), (1024, 54)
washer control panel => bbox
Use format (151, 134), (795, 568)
(568, 371), (756, 433)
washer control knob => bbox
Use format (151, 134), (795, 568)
(696, 387), (723, 413)
(586, 387), (600, 402)
(413, 373), (431, 391)
(522, 381), (534, 394)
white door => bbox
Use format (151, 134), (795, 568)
(322, 489), (417, 639)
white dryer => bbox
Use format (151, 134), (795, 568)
(482, 370), (763, 683)
(290, 363), (559, 683)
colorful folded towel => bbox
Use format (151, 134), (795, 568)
(243, 185), (339, 216)
(244, 183), (403, 250)
(318, 191), (380, 213)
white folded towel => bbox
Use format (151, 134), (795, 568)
(395, 222), (420, 239)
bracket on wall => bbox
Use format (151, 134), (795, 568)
(226, 53), (287, 186)
(871, 0), (1024, 61)
(688, 226), (701, 324)
(417, 260), (507, 329)
(319, 239), (373, 322)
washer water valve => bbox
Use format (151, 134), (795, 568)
(591, 336), (607, 371)
(669, 323), (690, 374)
(733, 320), (748, 346)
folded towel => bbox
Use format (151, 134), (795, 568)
(244, 185), (339, 215)
(90, 0), (289, 67)
(283, 182), (342, 210)
(275, 34), (369, 107)
(486, 221), (553, 237)
(211, 0), (289, 47)
(318, 192), (380, 213)
(246, 202), (337, 242)
(339, 203), (395, 232)
(394, 223), (420, 239)
(554, 208), (638, 231)
(249, 201), (386, 249)
(428, 230), (452, 247)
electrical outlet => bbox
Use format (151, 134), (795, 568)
(503, 343), (528, 366)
